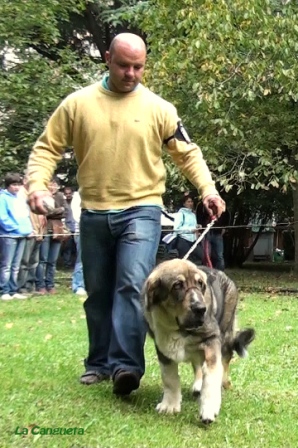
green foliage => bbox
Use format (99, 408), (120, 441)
(0, 1), (124, 182)
(120, 0), (298, 193)
(1, 0), (298, 243)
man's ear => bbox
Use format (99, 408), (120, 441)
(142, 276), (168, 311)
(105, 51), (110, 65)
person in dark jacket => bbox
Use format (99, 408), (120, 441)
(196, 201), (230, 271)
(61, 186), (76, 268)
(35, 177), (67, 294)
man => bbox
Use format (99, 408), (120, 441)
(0, 173), (33, 300)
(26, 33), (225, 395)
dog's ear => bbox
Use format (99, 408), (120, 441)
(143, 276), (168, 311)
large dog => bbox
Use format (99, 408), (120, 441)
(142, 259), (255, 424)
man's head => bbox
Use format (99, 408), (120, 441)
(105, 33), (146, 93)
(64, 187), (73, 202)
(4, 173), (22, 195)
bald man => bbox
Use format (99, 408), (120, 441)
(26, 33), (225, 396)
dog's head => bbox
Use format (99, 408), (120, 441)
(143, 259), (211, 331)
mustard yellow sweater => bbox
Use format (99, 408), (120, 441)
(27, 82), (218, 210)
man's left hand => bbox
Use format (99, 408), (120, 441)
(203, 194), (226, 219)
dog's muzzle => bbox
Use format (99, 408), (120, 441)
(177, 302), (207, 333)
(190, 302), (206, 317)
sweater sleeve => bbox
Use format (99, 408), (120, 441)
(163, 105), (219, 200)
(27, 99), (74, 194)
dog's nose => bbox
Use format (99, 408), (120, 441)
(191, 303), (206, 315)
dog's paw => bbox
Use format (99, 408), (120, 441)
(222, 379), (232, 390)
(200, 397), (221, 424)
(156, 401), (181, 414)
(192, 378), (202, 398)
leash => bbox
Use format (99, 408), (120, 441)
(183, 218), (216, 261)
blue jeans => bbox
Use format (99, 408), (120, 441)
(0, 237), (26, 295)
(72, 234), (85, 292)
(207, 233), (225, 271)
(18, 238), (41, 292)
(35, 236), (61, 290)
(80, 206), (161, 379)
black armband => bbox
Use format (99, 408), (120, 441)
(164, 120), (192, 145)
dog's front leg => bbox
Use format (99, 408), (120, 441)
(191, 361), (203, 397)
(156, 361), (181, 414)
(200, 341), (223, 424)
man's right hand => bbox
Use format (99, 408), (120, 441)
(28, 191), (53, 215)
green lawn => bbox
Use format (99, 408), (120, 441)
(1, 269), (298, 448)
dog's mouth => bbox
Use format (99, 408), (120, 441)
(176, 314), (205, 332)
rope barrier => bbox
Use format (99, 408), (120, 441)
(0, 220), (296, 239)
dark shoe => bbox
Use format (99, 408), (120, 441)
(19, 288), (28, 294)
(80, 371), (110, 385)
(47, 288), (57, 295)
(35, 288), (47, 296)
(113, 370), (140, 396)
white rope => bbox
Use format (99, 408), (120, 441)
(183, 219), (216, 260)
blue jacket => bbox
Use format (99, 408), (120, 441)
(174, 207), (197, 242)
(0, 190), (33, 237)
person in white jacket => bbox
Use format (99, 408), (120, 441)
(71, 191), (86, 295)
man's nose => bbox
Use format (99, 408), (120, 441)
(125, 66), (134, 77)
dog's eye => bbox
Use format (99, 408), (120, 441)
(197, 279), (204, 289)
(172, 281), (184, 290)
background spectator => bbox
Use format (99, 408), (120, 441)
(35, 178), (67, 295)
(71, 191), (86, 296)
(17, 174), (47, 294)
(61, 186), (76, 269)
(174, 194), (203, 264)
(196, 202), (230, 270)
(0, 173), (32, 300)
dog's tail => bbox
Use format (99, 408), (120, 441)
(232, 328), (256, 358)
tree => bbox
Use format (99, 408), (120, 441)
(0, 0), (141, 182)
(113, 0), (298, 267)
(1, 0), (297, 267)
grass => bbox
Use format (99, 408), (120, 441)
(1, 268), (298, 448)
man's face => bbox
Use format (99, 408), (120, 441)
(49, 181), (59, 194)
(105, 43), (146, 93)
(7, 183), (21, 195)
(64, 189), (73, 201)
